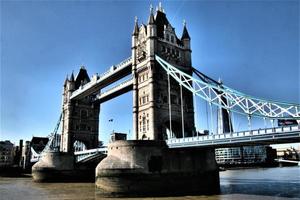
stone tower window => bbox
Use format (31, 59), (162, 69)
(163, 96), (168, 103)
(140, 121), (142, 132)
(167, 47), (170, 54)
(147, 119), (149, 130)
(142, 116), (146, 132)
(171, 94), (177, 104)
(139, 72), (148, 83)
(81, 110), (88, 119)
(80, 124), (87, 131)
(166, 34), (169, 41)
(171, 35), (174, 43)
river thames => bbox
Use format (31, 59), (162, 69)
(0, 167), (299, 200)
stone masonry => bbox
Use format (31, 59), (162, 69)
(132, 5), (195, 140)
(61, 68), (100, 153)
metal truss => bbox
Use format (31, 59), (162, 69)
(42, 113), (62, 153)
(155, 55), (300, 120)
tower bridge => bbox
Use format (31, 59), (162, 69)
(32, 3), (300, 196)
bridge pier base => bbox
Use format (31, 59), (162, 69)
(32, 152), (74, 182)
(96, 140), (220, 196)
(32, 152), (98, 182)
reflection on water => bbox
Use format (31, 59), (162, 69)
(221, 167), (300, 199)
(0, 167), (299, 200)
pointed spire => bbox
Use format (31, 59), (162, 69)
(70, 71), (75, 82)
(80, 65), (86, 70)
(181, 19), (190, 40)
(158, 2), (164, 13)
(133, 16), (139, 36)
(148, 4), (155, 24)
(218, 77), (223, 85)
(64, 75), (69, 86)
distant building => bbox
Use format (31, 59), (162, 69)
(21, 137), (49, 171)
(276, 147), (299, 160)
(110, 132), (127, 142)
(215, 145), (276, 165)
(21, 141), (31, 170)
(0, 140), (14, 167)
(13, 140), (23, 167)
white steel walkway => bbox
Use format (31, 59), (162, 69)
(167, 125), (300, 148)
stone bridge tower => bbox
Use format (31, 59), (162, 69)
(132, 4), (195, 140)
(60, 68), (100, 153)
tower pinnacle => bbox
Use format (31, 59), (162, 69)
(148, 4), (155, 24)
(70, 72), (75, 82)
(157, 2), (164, 13)
(64, 75), (69, 86)
(133, 16), (139, 35)
(181, 20), (190, 40)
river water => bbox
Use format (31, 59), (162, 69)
(0, 167), (299, 200)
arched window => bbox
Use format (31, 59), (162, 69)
(142, 117), (146, 132)
(166, 34), (170, 41)
(73, 140), (87, 152)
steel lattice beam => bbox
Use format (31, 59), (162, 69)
(155, 55), (300, 120)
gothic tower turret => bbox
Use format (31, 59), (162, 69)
(61, 68), (100, 153)
(181, 20), (192, 67)
(132, 4), (195, 140)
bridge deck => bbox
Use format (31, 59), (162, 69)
(70, 57), (132, 100)
(167, 125), (300, 148)
(95, 78), (133, 103)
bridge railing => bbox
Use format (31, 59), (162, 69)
(74, 147), (107, 163)
(166, 125), (300, 145)
(98, 57), (132, 79)
(74, 147), (108, 155)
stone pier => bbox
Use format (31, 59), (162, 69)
(96, 140), (220, 196)
(32, 152), (100, 182)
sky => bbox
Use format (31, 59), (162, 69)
(0, 0), (299, 147)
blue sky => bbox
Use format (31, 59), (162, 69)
(1, 0), (299, 145)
